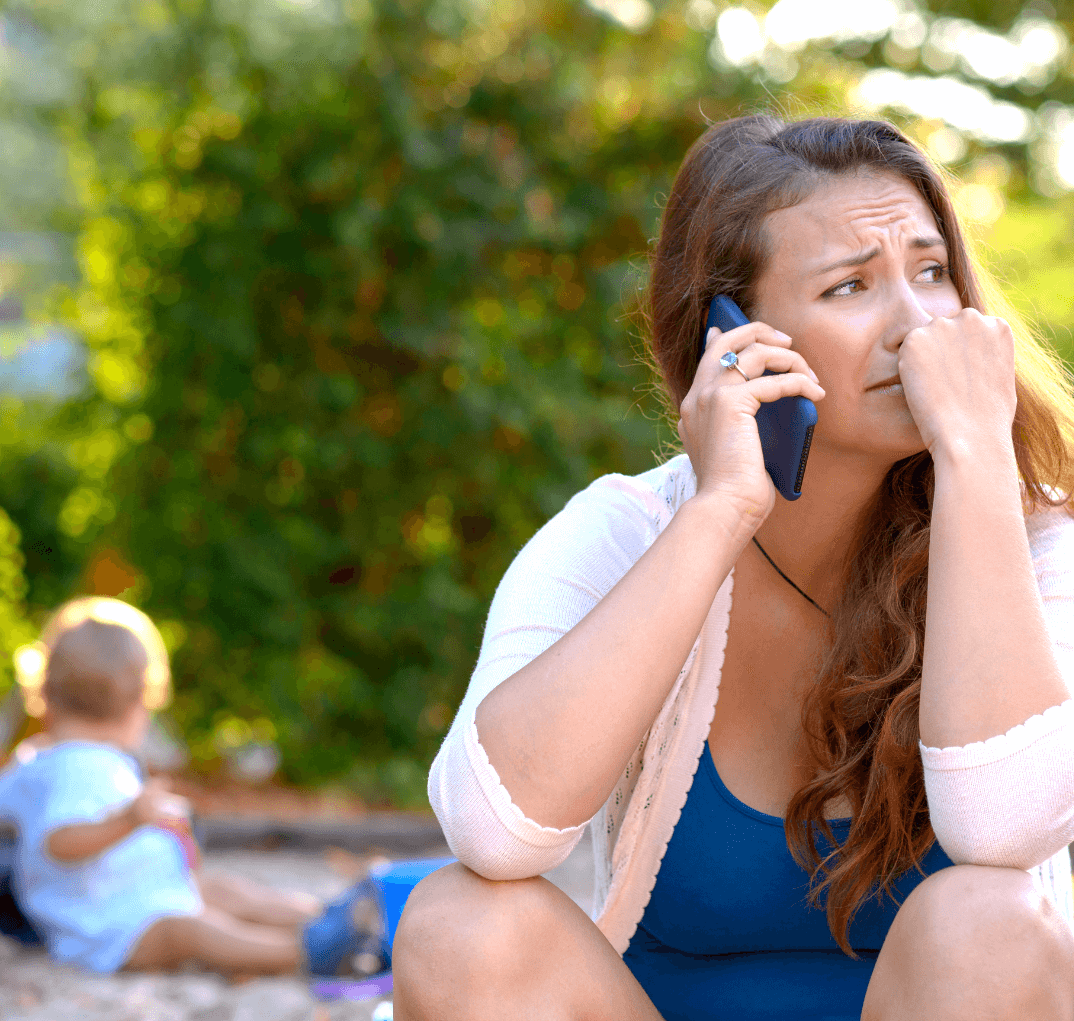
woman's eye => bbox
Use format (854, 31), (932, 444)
(825, 278), (862, 298)
(823, 263), (947, 298)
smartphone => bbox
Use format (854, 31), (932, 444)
(698, 295), (817, 502)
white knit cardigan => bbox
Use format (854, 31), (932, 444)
(429, 454), (1074, 955)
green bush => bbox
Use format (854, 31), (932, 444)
(4, 0), (1073, 804)
(0, 507), (35, 702)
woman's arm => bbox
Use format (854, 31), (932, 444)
(474, 490), (753, 832)
(919, 437), (1074, 867)
(919, 437), (1071, 749)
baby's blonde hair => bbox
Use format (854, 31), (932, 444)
(14, 598), (171, 720)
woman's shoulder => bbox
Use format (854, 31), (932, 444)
(499, 454), (697, 584)
(566, 452), (697, 528)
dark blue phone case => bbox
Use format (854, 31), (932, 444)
(699, 295), (817, 501)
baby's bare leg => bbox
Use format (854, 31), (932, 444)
(121, 907), (301, 975)
(392, 863), (664, 1021)
(197, 872), (322, 928)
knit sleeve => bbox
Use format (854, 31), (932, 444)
(920, 507), (1074, 869)
(427, 472), (664, 880)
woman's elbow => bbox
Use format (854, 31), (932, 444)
(443, 834), (547, 882)
(427, 732), (587, 880)
(933, 822), (1074, 872)
(431, 796), (583, 881)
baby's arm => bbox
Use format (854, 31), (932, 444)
(46, 777), (189, 864)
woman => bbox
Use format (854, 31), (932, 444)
(394, 116), (1074, 1020)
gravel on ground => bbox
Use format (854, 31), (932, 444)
(0, 831), (594, 1021)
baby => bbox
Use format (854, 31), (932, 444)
(0, 597), (381, 977)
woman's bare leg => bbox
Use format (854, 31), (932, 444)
(862, 863), (1074, 1021)
(196, 871), (322, 928)
(120, 907), (301, 975)
(392, 862), (664, 1021)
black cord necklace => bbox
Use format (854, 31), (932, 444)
(751, 536), (831, 618)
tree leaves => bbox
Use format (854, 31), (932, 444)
(3, 0), (1072, 804)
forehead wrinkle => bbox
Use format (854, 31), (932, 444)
(808, 200), (938, 266)
(761, 173), (942, 287)
(823, 187), (928, 224)
(823, 214), (927, 262)
(831, 203), (925, 235)
(816, 179), (935, 232)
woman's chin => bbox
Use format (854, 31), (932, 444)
(820, 413), (926, 463)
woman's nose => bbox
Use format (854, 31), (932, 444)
(886, 280), (933, 345)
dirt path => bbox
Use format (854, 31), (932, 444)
(0, 834), (594, 1020)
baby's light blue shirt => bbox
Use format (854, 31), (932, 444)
(0, 740), (202, 972)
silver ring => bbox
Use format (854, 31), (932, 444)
(719, 350), (751, 383)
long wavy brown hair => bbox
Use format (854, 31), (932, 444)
(644, 114), (1074, 956)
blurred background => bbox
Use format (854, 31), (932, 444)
(0, 0), (1071, 810)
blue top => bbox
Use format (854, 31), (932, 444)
(622, 741), (955, 1021)
(0, 741), (202, 973)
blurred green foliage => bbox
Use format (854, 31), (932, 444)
(0, 508), (35, 700)
(1, 0), (1073, 805)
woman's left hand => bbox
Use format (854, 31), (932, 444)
(897, 307), (1018, 461)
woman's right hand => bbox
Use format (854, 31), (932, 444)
(677, 320), (826, 526)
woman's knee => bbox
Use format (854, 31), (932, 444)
(393, 861), (579, 995)
(867, 863), (1074, 1018)
(899, 863), (1074, 968)
(396, 862), (564, 963)
(394, 863), (660, 1021)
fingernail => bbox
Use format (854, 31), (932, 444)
(809, 369), (819, 383)
(776, 330), (792, 340)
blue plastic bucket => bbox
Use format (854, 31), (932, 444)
(368, 855), (457, 952)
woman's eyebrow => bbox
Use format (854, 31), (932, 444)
(812, 235), (947, 277)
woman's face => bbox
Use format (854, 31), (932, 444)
(751, 170), (964, 464)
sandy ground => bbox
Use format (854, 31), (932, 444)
(0, 831), (594, 1021)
